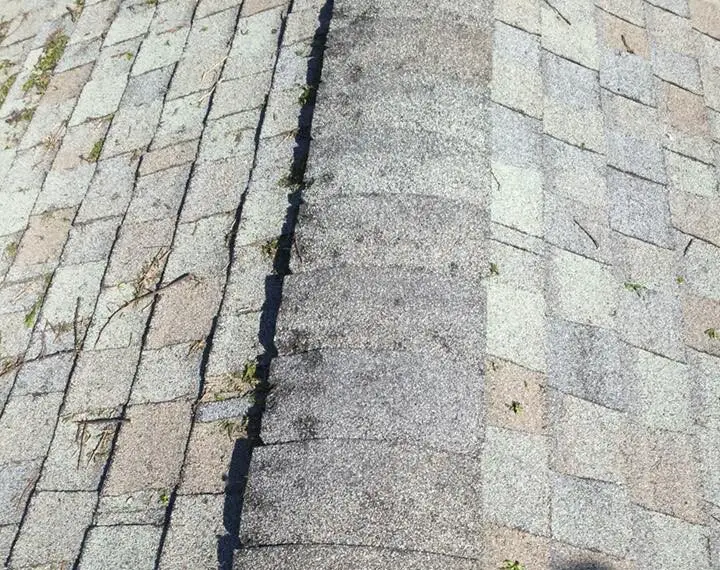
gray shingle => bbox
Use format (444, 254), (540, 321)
(544, 191), (612, 263)
(546, 318), (630, 410)
(0, 461), (40, 525)
(549, 390), (626, 483)
(9, 491), (96, 568)
(76, 154), (139, 223)
(103, 0), (153, 46)
(78, 525), (162, 570)
(491, 103), (542, 169)
(608, 169), (674, 248)
(625, 424), (704, 524)
(240, 439), (483, 558)
(616, 287), (684, 361)
(551, 473), (632, 557)
(540, 0), (599, 69)
(482, 426), (550, 535)
(167, 7), (239, 100)
(491, 22), (542, 116)
(600, 50), (656, 106)
(624, 346), (692, 432)
(294, 193), (488, 276)
(275, 266), (485, 369)
(650, 0), (690, 17)
(263, 349), (483, 455)
(605, 132), (667, 184)
(234, 545), (481, 570)
(651, 47), (703, 94)
(633, 508), (710, 570)
(543, 135), (608, 209)
(125, 163), (191, 223)
(13, 352), (74, 396)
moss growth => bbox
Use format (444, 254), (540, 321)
(0, 20), (9, 44)
(278, 174), (293, 187)
(4, 241), (17, 259)
(24, 297), (42, 328)
(87, 139), (104, 162)
(623, 281), (646, 296)
(25, 273), (53, 328)
(0, 73), (17, 107)
(278, 168), (304, 188)
(22, 31), (69, 94)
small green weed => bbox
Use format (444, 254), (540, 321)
(158, 490), (170, 506)
(501, 561), (525, 570)
(219, 418), (248, 440)
(298, 84), (315, 105)
(489, 262), (500, 276)
(216, 359), (261, 396)
(261, 237), (279, 259)
(676, 275), (685, 284)
(242, 359), (258, 385)
(624, 281), (647, 296)
(42, 124), (65, 150)
(188, 338), (205, 355)
(705, 328), (719, 340)
(278, 171), (303, 188)
(508, 401), (523, 415)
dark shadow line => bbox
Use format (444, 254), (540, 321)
(217, 1), (334, 569)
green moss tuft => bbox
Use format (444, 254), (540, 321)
(87, 139), (104, 162)
(22, 31), (69, 94)
(0, 72), (17, 107)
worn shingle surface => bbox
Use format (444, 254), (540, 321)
(0, 0), (718, 568)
